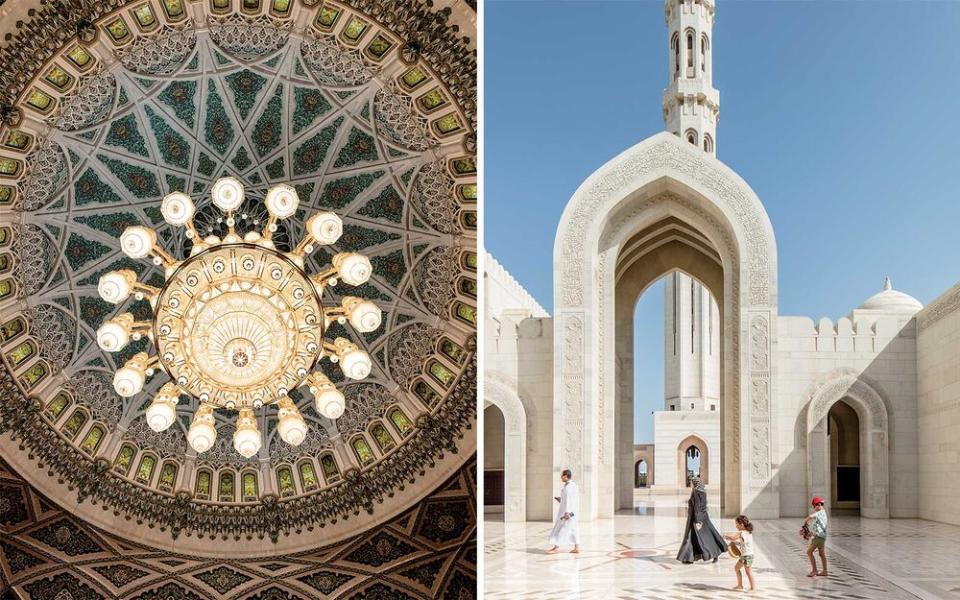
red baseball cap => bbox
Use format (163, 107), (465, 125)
(811, 497), (824, 506)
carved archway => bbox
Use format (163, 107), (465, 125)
(677, 433), (709, 487)
(484, 377), (528, 522)
(803, 371), (890, 518)
(553, 132), (779, 519)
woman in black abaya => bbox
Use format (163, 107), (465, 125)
(676, 476), (726, 563)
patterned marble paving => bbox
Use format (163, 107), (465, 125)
(484, 495), (960, 599)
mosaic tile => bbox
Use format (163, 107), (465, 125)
(292, 117), (342, 176)
(97, 154), (161, 198)
(333, 126), (379, 168)
(292, 87), (332, 134)
(74, 212), (140, 238)
(145, 105), (191, 169)
(73, 168), (123, 206)
(338, 224), (400, 251)
(357, 184), (404, 223)
(318, 170), (383, 209)
(370, 250), (405, 287)
(204, 84), (235, 155)
(104, 113), (149, 158)
(252, 84), (283, 157)
(264, 156), (285, 179)
(224, 69), (268, 121)
(231, 146), (252, 171)
(64, 233), (112, 271)
(158, 80), (198, 129)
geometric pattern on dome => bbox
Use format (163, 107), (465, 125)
(0, 454), (476, 597)
(0, 0), (476, 543)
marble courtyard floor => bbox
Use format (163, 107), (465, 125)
(484, 494), (960, 599)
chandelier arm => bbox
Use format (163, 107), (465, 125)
(130, 281), (159, 299)
(262, 215), (278, 242)
(291, 236), (315, 258)
(151, 245), (177, 268)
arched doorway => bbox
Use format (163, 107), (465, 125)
(483, 377), (529, 521)
(483, 405), (505, 513)
(635, 460), (648, 487)
(554, 133), (779, 520)
(676, 434), (709, 488)
(828, 400), (860, 513)
(805, 372), (889, 518)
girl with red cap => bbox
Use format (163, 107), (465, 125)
(803, 497), (828, 577)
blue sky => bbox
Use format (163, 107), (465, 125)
(484, 0), (960, 442)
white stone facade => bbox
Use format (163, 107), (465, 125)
(483, 0), (960, 526)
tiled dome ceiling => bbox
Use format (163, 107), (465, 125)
(0, 0), (476, 550)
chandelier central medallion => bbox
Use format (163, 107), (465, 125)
(95, 177), (382, 458)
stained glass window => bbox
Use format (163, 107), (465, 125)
(277, 467), (295, 497)
(351, 436), (375, 466)
(462, 252), (478, 270)
(19, 362), (47, 389)
(271, 0), (290, 14)
(459, 277), (477, 299)
(388, 408), (413, 437)
(433, 114), (463, 136)
(219, 472), (235, 501)
(0, 255), (8, 274)
(370, 423), (394, 453)
(319, 453), (339, 482)
(105, 18), (131, 43)
(46, 392), (71, 420)
(341, 17), (368, 41)
(0, 158), (22, 176)
(195, 470), (212, 498)
(114, 445), (135, 474)
(451, 157), (476, 176)
(455, 303), (476, 325)
(241, 0), (260, 13)
(62, 410), (88, 439)
(365, 35), (392, 58)
(440, 339), (467, 364)
(457, 183), (477, 202)
(66, 46), (93, 70)
(7, 341), (36, 367)
(418, 88), (446, 112)
(159, 462), (177, 491)
(211, 0), (231, 12)
(44, 65), (73, 90)
(315, 6), (341, 30)
(0, 228), (10, 246)
(242, 472), (258, 501)
(461, 210), (477, 230)
(135, 455), (157, 484)
(25, 90), (53, 112)
(428, 360), (455, 387)
(131, 4), (158, 29)
(0, 280), (13, 300)
(299, 461), (318, 490)
(162, 0), (185, 19)
(0, 186), (14, 205)
(0, 317), (25, 342)
(3, 130), (32, 151)
(413, 379), (438, 406)
(401, 67), (428, 90)
(80, 425), (104, 454)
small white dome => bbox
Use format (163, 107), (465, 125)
(858, 277), (923, 313)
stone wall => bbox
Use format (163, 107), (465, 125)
(917, 283), (960, 525)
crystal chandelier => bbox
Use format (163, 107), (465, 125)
(95, 177), (382, 458)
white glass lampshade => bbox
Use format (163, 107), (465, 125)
(113, 365), (145, 397)
(120, 226), (157, 259)
(187, 421), (217, 453)
(96, 317), (132, 352)
(161, 192), (195, 226)
(264, 184), (299, 218)
(340, 346), (372, 380)
(307, 212), (343, 245)
(345, 297), (382, 332)
(145, 384), (179, 432)
(333, 252), (372, 286)
(278, 414), (307, 445)
(315, 387), (345, 419)
(211, 177), (244, 211)
(232, 408), (261, 458)
(98, 270), (135, 304)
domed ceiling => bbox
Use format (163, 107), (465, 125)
(0, 0), (476, 553)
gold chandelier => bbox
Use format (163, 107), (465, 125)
(95, 177), (381, 458)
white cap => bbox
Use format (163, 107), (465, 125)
(333, 253), (372, 286)
(211, 177), (245, 211)
(307, 212), (343, 245)
(264, 184), (299, 218)
(120, 226), (156, 259)
(161, 192), (195, 226)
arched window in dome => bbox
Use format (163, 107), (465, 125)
(0, 279), (14, 300)
(80, 424), (105, 455)
(6, 340), (36, 368)
(61, 408), (88, 440)
(0, 317), (25, 344)
(369, 422), (396, 453)
(0, 254), (10, 274)
(135, 454), (158, 485)
(685, 129), (698, 146)
(158, 461), (178, 493)
(319, 453), (341, 484)
(242, 471), (258, 502)
(388, 407), (414, 438)
(298, 460), (319, 491)
(703, 134), (714, 153)
(351, 435), (376, 467)
(276, 465), (296, 497)
(45, 392), (71, 421)
(114, 444), (136, 475)
(18, 361), (47, 389)
(195, 469), (212, 500)
(218, 471), (235, 502)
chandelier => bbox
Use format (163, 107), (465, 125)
(94, 177), (382, 458)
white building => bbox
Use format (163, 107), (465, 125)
(485, 0), (960, 527)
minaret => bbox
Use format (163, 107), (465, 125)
(662, 0), (720, 155)
(663, 273), (720, 413)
